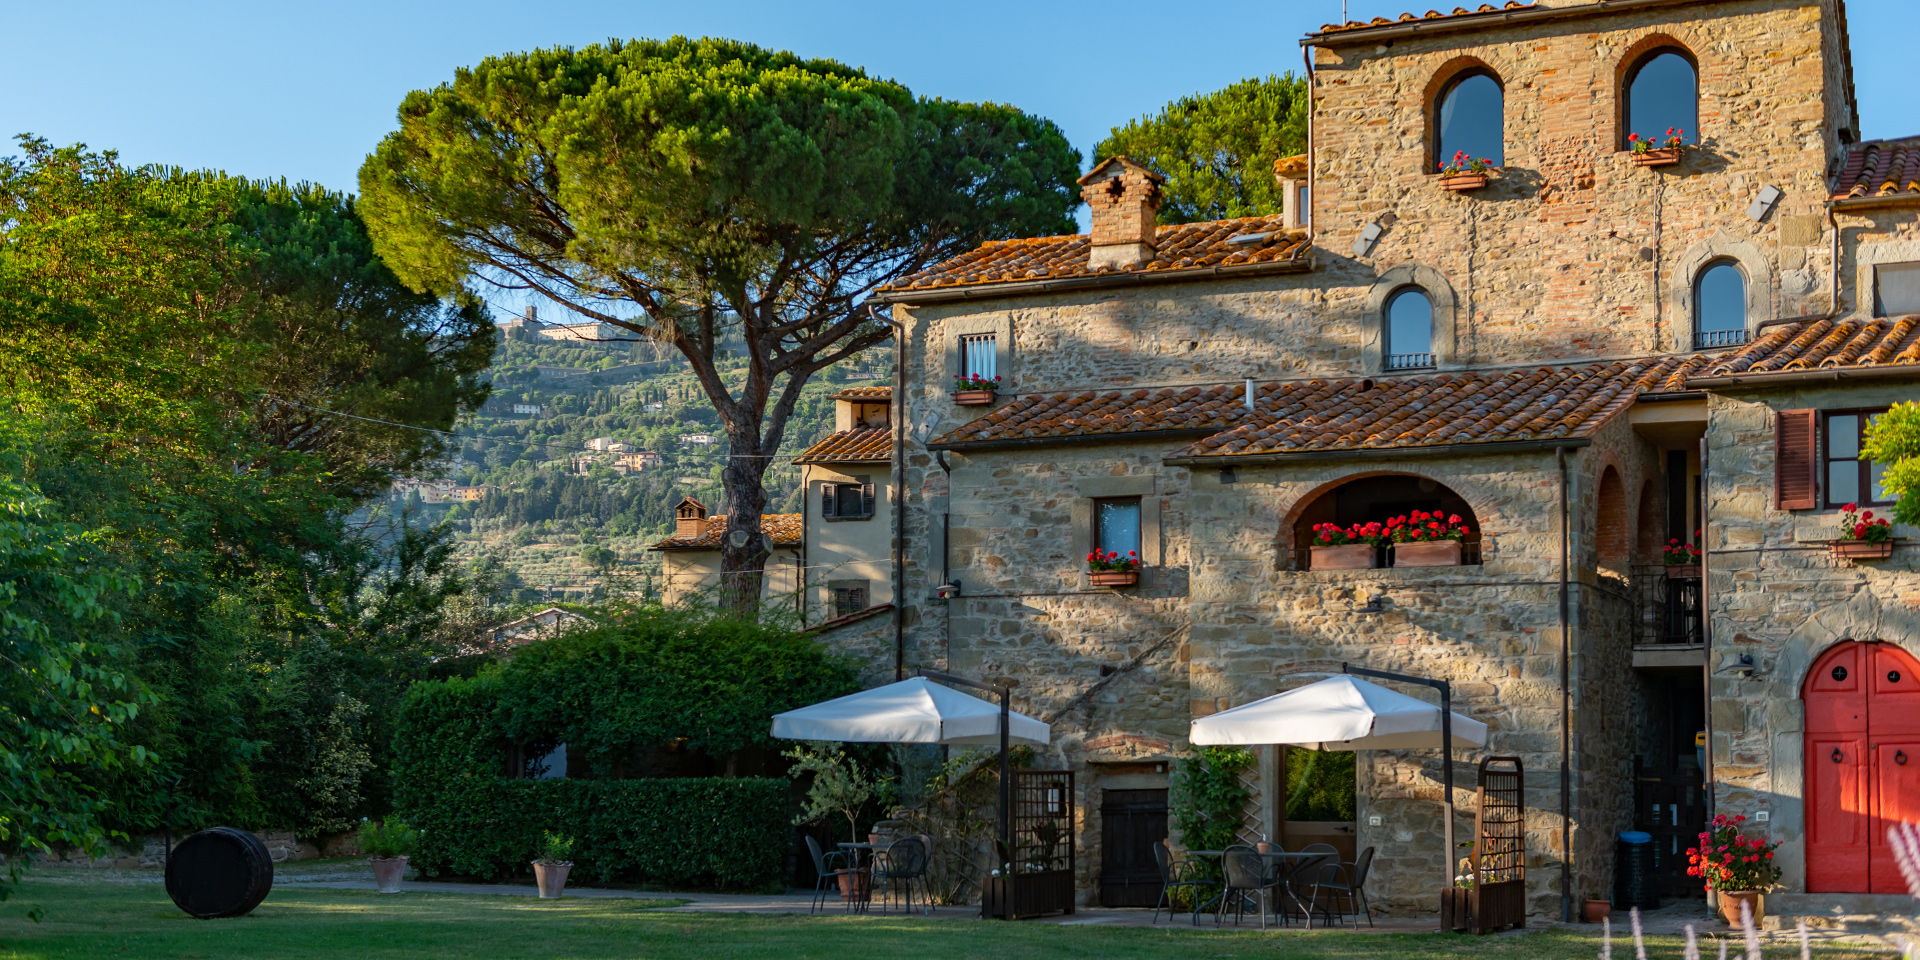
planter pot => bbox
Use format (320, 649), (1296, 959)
(1718, 890), (1764, 927)
(1829, 539), (1896, 560)
(1439, 172), (1490, 192)
(1089, 570), (1139, 587)
(532, 860), (572, 899)
(1310, 543), (1377, 570)
(1583, 899), (1612, 923)
(369, 856), (408, 894)
(836, 869), (870, 902)
(1664, 563), (1701, 579)
(1392, 539), (1463, 567)
(952, 390), (997, 406)
(1631, 147), (1683, 167)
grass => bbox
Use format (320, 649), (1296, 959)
(0, 879), (1898, 960)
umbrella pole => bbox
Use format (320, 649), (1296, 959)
(999, 685), (1011, 921)
(1341, 663), (1460, 933)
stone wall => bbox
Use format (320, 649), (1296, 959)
(34, 830), (347, 869)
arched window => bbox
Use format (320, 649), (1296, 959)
(1385, 287), (1435, 370)
(1624, 49), (1698, 148)
(1694, 260), (1748, 348)
(1435, 71), (1504, 170)
(1289, 473), (1482, 569)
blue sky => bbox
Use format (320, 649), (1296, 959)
(7, 0), (1916, 202)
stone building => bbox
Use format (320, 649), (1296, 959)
(865, 0), (1920, 925)
(648, 498), (803, 608)
(793, 386), (898, 621)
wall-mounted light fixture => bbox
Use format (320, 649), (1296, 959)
(1746, 185), (1782, 222)
(1352, 221), (1384, 258)
(1351, 594), (1386, 615)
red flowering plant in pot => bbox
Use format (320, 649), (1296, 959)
(1686, 814), (1781, 926)
(1308, 521), (1385, 570)
(952, 373), (1001, 405)
(1628, 128), (1686, 166)
(1831, 502), (1896, 559)
(1386, 511), (1471, 567)
(1437, 151), (1495, 191)
(1663, 536), (1702, 577)
(1087, 549), (1139, 586)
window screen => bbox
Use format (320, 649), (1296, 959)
(1385, 287), (1435, 369)
(1825, 410), (1892, 507)
(1436, 72), (1504, 168)
(1875, 262), (1920, 317)
(1095, 498), (1141, 560)
(961, 334), (996, 380)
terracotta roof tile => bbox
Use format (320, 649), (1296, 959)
(1697, 317), (1920, 375)
(933, 382), (1267, 446)
(649, 514), (801, 551)
(1832, 138), (1920, 202)
(880, 216), (1310, 293)
(1315, 2), (1534, 34)
(792, 427), (891, 464)
(827, 385), (892, 400)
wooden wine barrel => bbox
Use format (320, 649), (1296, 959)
(164, 827), (274, 918)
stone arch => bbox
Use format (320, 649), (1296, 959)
(1422, 55), (1509, 175)
(1634, 477), (1664, 563)
(1279, 470), (1485, 564)
(1363, 263), (1460, 374)
(1670, 233), (1772, 352)
(1596, 465), (1629, 577)
(1613, 34), (1700, 151)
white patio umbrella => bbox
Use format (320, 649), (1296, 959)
(1189, 675), (1486, 750)
(770, 676), (1050, 746)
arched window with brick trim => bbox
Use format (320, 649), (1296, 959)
(1434, 70), (1504, 170)
(1622, 47), (1698, 149)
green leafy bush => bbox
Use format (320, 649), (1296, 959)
(1169, 746), (1256, 851)
(536, 831), (574, 865)
(357, 816), (418, 859)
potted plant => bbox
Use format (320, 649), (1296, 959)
(1386, 511), (1471, 566)
(1308, 521), (1383, 570)
(1629, 128), (1686, 167)
(532, 831), (574, 899)
(1087, 548), (1140, 586)
(786, 744), (892, 902)
(952, 373), (1000, 406)
(1583, 892), (1611, 923)
(1686, 813), (1781, 926)
(1663, 536), (1702, 578)
(358, 816), (419, 895)
(1436, 151), (1496, 192)
(1829, 502), (1897, 559)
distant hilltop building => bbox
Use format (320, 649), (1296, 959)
(494, 304), (627, 343)
(584, 437), (635, 452)
(510, 402), (543, 416)
(680, 434), (719, 447)
(392, 478), (492, 504)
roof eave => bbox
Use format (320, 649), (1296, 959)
(928, 427), (1222, 453)
(1830, 194), (1920, 212)
(1301, 0), (1704, 47)
(792, 455), (892, 466)
(1163, 436), (1593, 467)
(1685, 364), (1920, 389)
(872, 256), (1314, 306)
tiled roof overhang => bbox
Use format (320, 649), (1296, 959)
(793, 427), (892, 464)
(1301, 0), (1699, 46)
(649, 513), (803, 551)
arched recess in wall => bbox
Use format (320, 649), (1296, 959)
(1634, 477), (1664, 563)
(1424, 56), (1507, 174)
(1364, 264), (1458, 373)
(1285, 472), (1483, 569)
(1596, 465), (1629, 579)
(1616, 36), (1699, 150)
(1670, 234), (1771, 353)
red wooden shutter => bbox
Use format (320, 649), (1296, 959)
(1775, 409), (1819, 510)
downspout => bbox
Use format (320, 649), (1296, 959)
(1699, 436), (1715, 829)
(1302, 44), (1315, 226)
(799, 462), (809, 624)
(1557, 445), (1572, 924)
(888, 309), (908, 681)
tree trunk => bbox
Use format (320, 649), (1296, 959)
(717, 462), (771, 617)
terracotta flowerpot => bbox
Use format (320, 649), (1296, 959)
(1439, 172), (1489, 192)
(369, 856), (408, 894)
(1089, 570), (1139, 587)
(533, 860), (572, 899)
(1631, 147), (1682, 167)
(1718, 890), (1763, 927)
(952, 390), (996, 406)
(836, 869), (870, 902)
(1310, 543), (1377, 570)
(1665, 563), (1700, 579)
(1829, 539), (1896, 560)
(1392, 539), (1462, 567)
(1583, 899), (1611, 923)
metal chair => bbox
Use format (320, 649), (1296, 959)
(1216, 844), (1282, 929)
(872, 836), (930, 916)
(1315, 846), (1375, 928)
(804, 835), (866, 915)
(1291, 842), (1343, 927)
(1151, 840), (1207, 925)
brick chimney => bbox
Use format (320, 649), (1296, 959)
(674, 496), (708, 539)
(1077, 157), (1164, 270)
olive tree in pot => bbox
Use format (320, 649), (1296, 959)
(533, 831), (575, 899)
(786, 744), (892, 901)
(358, 816), (420, 894)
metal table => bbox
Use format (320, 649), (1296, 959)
(1185, 849), (1338, 928)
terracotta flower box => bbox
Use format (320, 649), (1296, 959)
(1829, 539), (1896, 560)
(1630, 147), (1682, 168)
(952, 390), (997, 406)
(1392, 539), (1463, 567)
(1664, 563), (1701, 579)
(1090, 570), (1139, 587)
(1310, 544), (1377, 570)
(1438, 173), (1489, 192)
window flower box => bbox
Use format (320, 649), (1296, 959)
(1630, 148), (1682, 168)
(952, 390), (997, 406)
(1829, 504), (1896, 561)
(1309, 544), (1377, 570)
(953, 373), (1001, 405)
(1439, 172), (1490, 192)
(1391, 539), (1462, 567)
(1436, 151), (1495, 192)
(1628, 129), (1687, 167)
(1087, 549), (1138, 586)
(1089, 570), (1139, 587)
(1829, 539), (1896, 560)
(1664, 563), (1701, 579)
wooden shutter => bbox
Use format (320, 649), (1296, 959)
(1775, 409), (1819, 510)
(822, 484), (837, 518)
(860, 483), (876, 518)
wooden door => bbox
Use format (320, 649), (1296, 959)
(1098, 789), (1168, 908)
(1804, 641), (1920, 893)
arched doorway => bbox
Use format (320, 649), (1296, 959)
(1803, 640), (1920, 893)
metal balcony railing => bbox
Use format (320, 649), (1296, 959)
(1632, 564), (1702, 645)
(1385, 353), (1436, 370)
(1694, 329), (1750, 349)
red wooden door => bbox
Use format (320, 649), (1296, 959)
(1804, 640), (1920, 893)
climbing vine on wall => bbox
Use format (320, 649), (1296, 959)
(1169, 745), (1257, 851)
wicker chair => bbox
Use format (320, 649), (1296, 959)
(804, 835), (866, 915)
(1151, 840), (1208, 925)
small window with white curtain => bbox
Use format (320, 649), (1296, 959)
(961, 334), (996, 381)
(1874, 262), (1920, 317)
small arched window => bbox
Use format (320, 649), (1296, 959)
(1385, 287), (1435, 370)
(1435, 71), (1504, 170)
(1694, 260), (1748, 348)
(1624, 50), (1698, 148)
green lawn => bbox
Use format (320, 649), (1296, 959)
(0, 879), (1895, 960)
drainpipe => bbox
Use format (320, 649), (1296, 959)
(1699, 436), (1715, 828)
(882, 306), (908, 681)
(1557, 445), (1572, 924)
